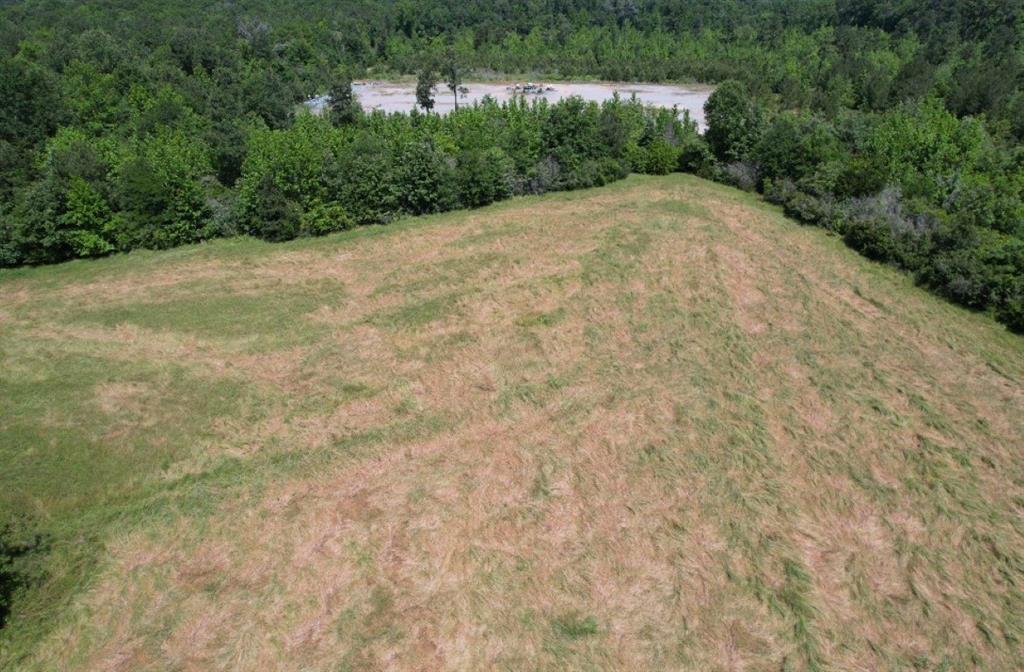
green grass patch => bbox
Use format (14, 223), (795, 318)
(552, 612), (600, 639)
(72, 279), (346, 343)
(369, 292), (463, 330)
(514, 307), (566, 329)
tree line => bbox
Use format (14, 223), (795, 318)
(0, 82), (700, 259)
(703, 81), (1024, 332)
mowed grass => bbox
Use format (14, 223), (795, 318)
(1, 174), (1023, 671)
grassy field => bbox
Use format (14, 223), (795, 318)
(1, 174), (1023, 671)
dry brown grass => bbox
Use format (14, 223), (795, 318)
(3, 175), (1023, 671)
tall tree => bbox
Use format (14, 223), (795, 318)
(442, 52), (462, 111)
(416, 69), (437, 113)
(703, 80), (766, 163)
(328, 70), (361, 126)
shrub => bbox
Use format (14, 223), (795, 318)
(242, 172), (302, 241)
(998, 294), (1024, 333)
(921, 247), (995, 309)
(518, 157), (561, 196)
(115, 129), (214, 249)
(789, 192), (838, 227)
(640, 140), (680, 175)
(60, 177), (115, 257)
(834, 155), (888, 199)
(945, 173), (1024, 236)
(577, 157), (628, 188)
(677, 136), (715, 176)
(839, 189), (943, 269)
(843, 218), (898, 262)
(723, 161), (760, 192)
(299, 200), (354, 237)
(324, 134), (399, 226)
(921, 233), (1024, 312)
(543, 96), (602, 183)
(754, 113), (842, 184)
(457, 146), (514, 207)
(394, 140), (457, 215)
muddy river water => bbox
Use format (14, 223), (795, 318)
(307, 80), (712, 130)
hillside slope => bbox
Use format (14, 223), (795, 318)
(1, 175), (1023, 671)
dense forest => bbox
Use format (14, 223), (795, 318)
(0, 0), (1022, 330)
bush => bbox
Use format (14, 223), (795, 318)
(998, 294), (1024, 333)
(946, 173), (1024, 236)
(299, 201), (354, 237)
(115, 129), (214, 250)
(834, 155), (887, 199)
(579, 157), (628, 188)
(677, 136), (715, 176)
(920, 232), (1024, 312)
(242, 172), (302, 241)
(791, 194), (838, 228)
(922, 247), (997, 309)
(754, 112), (842, 184)
(839, 189), (943, 269)
(457, 146), (514, 207)
(722, 161), (760, 192)
(640, 140), (680, 175)
(394, 140), (457, 215)
(843, 218), (899, 262)
(518, 157), (561, 196)
(324, 135), (398, 226)
(543, 96), (602, 184)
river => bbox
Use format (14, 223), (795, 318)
(306, 80), (712, 130)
